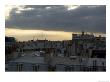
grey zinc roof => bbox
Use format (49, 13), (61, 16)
(50, 57), (106, 66)
(86, 58), (106, 66)
(51, 57), (81, 65)
(10, 51), (46, 64)
(14, 56), (45, 64)
(12, 56), (46, 64)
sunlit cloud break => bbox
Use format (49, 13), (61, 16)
(64, 5), (79, 10)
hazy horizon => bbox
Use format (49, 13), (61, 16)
(5, 28), (106, 41)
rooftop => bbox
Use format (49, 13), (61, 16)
(9, 51), (46, 64)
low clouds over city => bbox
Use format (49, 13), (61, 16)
(5, 5), (106, 33)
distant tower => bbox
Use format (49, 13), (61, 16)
(82, 31), (85, 36)
(99, 35), (101, 37)
(72, 33), (77, 40)
(72, 33), (74, 40)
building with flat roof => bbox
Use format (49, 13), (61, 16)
(7, 51), (48, 71)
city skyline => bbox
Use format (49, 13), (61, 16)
(5, 5), (106, 41)
(5, 31), (106, 71)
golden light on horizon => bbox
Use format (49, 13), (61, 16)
(5, 28), (72, 41)
(5, 28), (105, 41)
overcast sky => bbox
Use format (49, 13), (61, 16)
(5, 5), (106, 41)
(5, 5), (106, 33)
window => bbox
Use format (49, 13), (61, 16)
(65, 66), (74, 71)
(17, 63), (23, 71)
(32, 64), (39, 71)
(102, 62), (106, 71)
(93, 60), (97, 66)
(93, 60), (97, 71)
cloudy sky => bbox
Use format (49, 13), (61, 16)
(5, 5), (106, 41)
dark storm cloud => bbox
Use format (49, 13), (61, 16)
(5, 5), (106, 33)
